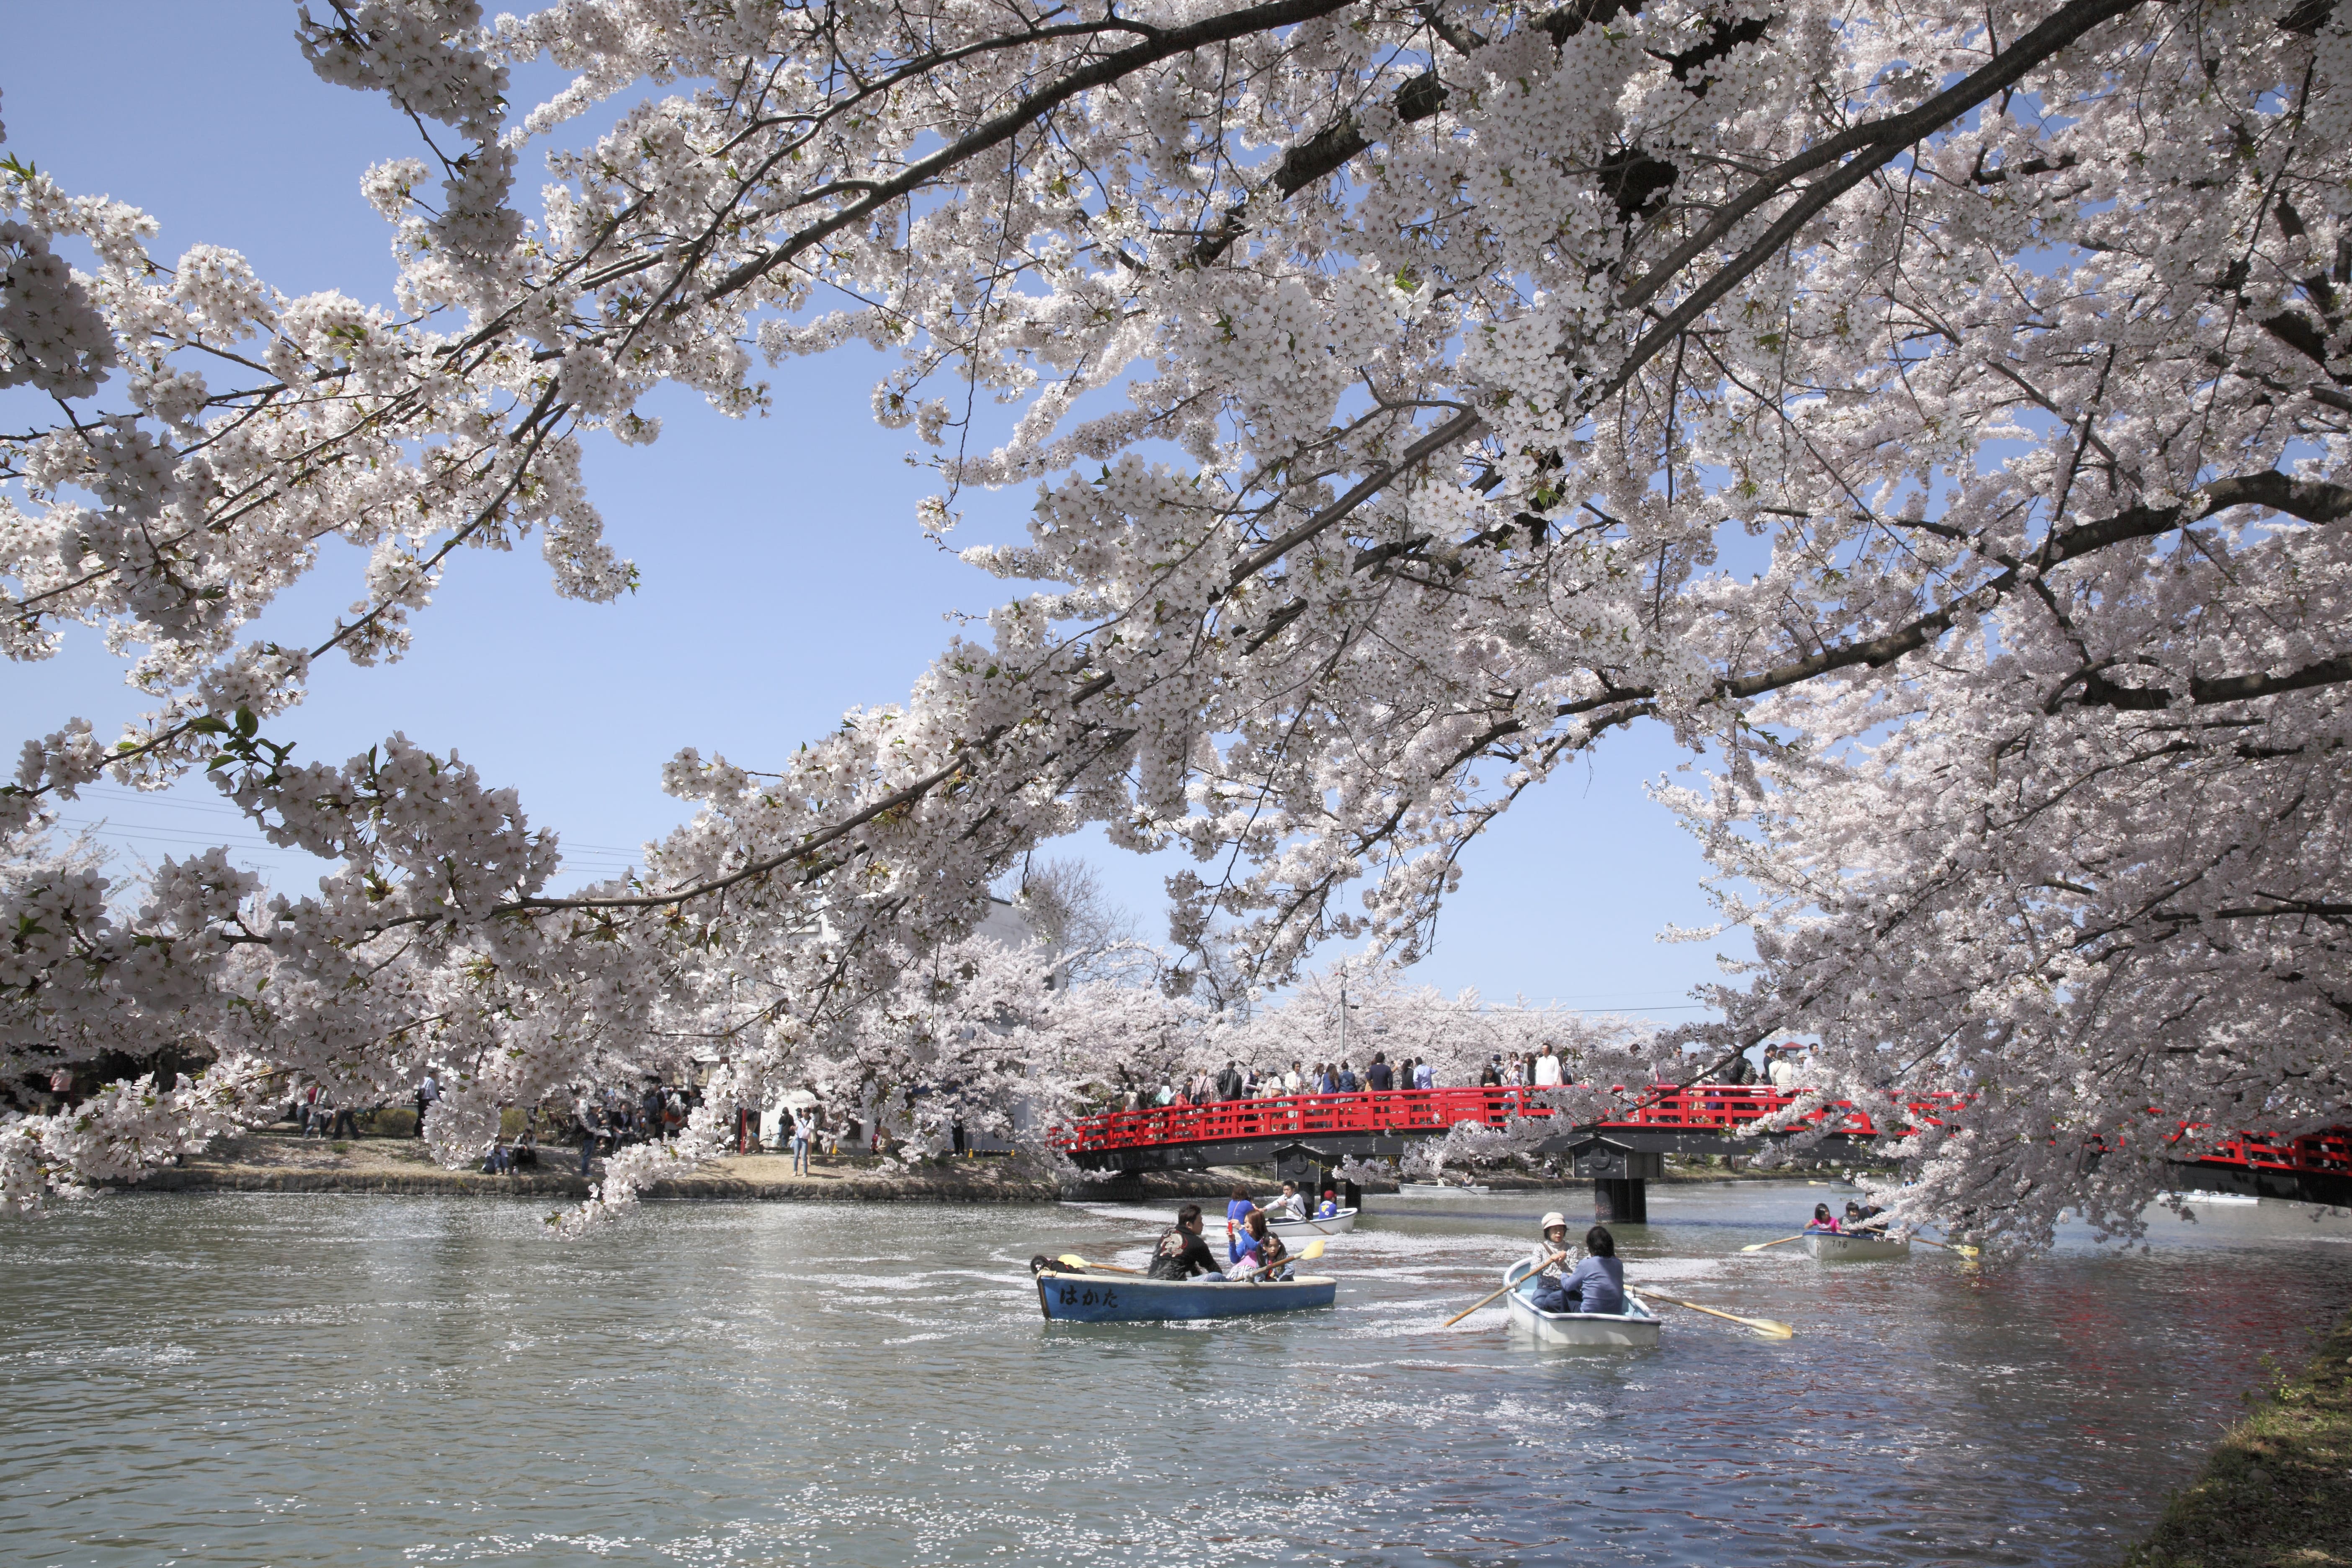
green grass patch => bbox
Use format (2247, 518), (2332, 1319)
(2123, 1309), (2352, 1568)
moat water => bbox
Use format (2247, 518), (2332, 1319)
(4, 1180), (2347, 1566)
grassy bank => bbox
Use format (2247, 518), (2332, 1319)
(120, 1130), (1290, 1204)
(2124, 1309), (2352, 1568)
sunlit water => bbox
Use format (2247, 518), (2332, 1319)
(4, 1180), (2348, 1566)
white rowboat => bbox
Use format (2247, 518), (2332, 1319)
(1804, 1230), (1911, 1262)
(2174, 1189), (2259, 1206)
(1501, 1259), (1660, 1348)
(1264, 1206), (1358, 1236)
(1397, 1182), (1491, 1196)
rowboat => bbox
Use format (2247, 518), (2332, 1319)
(1034, 1269), (1338, 1323)
(2174, 1189), (2259, 1206)
(1501, 1259), (1661, 1348)
(1398, 1181), (1491, 1196)
(1804, 1229), (1911, 1262)
(1264, 1206), (1358, 1236)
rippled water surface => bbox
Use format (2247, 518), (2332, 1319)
(5, 1181), (2349, 1567)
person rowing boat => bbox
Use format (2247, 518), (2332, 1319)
(1531, 1224), (1625, 1315)
(1148, 1204), (1226, 1280)
(1804, 1203), (1841, 1233)
(1527, 1210), (1572, 1283)
(1266, 1181), (1306, 1222)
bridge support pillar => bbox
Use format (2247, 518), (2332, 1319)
(1573, 1138), (1661, 1227)
(1594, 1178), (1648, 1225)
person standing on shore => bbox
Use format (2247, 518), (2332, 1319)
(789, 1114), (812, 1176)
(414, 1073), (439, 1138)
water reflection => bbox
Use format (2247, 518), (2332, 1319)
(1, 1181), (2344, 1566)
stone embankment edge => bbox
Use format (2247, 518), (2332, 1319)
(2120, 1307), (2352, 1568)
(119, 1163), (1266, 1204)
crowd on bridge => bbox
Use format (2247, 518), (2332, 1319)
(1105, 1039), (1824, 1114)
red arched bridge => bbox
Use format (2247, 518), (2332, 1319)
(1050, 1085), (2352, 1219)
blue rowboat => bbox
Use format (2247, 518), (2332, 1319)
(1034, 1269), (1337, 1323)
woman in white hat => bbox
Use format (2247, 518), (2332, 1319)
(1529, 1211), (1572, 1282)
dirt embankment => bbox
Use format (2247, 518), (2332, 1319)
(121, 1132), (1284, 1204)
(2122, 1310), (2352, 1568)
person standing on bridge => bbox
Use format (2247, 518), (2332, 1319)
(1534, 1045), (1564, 1088)
(1480, 1058), (1503, 1087)
(1284, 1061), (1303, 1094)
(1413, 1059), (1435, 1090)
(1217, 1060), (1243, 1101)
(1367, 1054), (1393, 1091)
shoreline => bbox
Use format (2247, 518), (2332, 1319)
(116, 1132), (1857, 1204)
(2122, 1307), (2352, 1567)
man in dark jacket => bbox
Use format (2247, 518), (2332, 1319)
(1146, 1204), (1224, 1280)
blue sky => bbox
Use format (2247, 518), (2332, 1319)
(0, 1), (1748, 1019)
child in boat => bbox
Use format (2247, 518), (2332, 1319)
(1314, 1188), (1344, 1219)
(1532, 1225), (1624, 1315)
(1805, 1202), (1841, 1233)
(1231, 1210), (1292, 1280)
(1147, 1204), (1225, 1280)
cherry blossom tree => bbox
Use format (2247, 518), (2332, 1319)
(3, 0), (2347, 1246)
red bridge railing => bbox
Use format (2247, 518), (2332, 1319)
(1052, 1085), (2347, 1179)
(1050, 1083), (1897, 1155)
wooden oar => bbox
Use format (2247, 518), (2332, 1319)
(1229, 1238), (1327, 1280)
(1640, 1289), (1795, 1339)
(1056, 1252), (1139, 1274)
(1853, 1217), (1982, 1259)
(1740, 1233), (1808, 1253)
(1442, 1251), (1567, 1327)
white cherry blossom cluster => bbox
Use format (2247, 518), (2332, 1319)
(3, 0), (2348, 1245)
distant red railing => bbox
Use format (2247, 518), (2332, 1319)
(1051, 1084), (2349, 1179)
(1050, 1083), (1905, 1154)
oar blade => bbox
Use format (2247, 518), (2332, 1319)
(1297, 1238), (1327, 1261)
(1057, 1253), (1092, 1269)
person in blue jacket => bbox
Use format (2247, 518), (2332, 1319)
(1225, 1183), (1257, 1265)
(1314, 1187), (1344, 1219)
(1534, 1225), (1625, 1315)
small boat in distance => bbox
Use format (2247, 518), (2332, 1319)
(1501, 1259), (1661, 1348)
(1805, 1230), (1911, 1262)
(1264, 1206), (1358, 1236)
(1034, 1269), (1338, 1323)
(1398, 1181), (1491, 1196)
(2173, 1189), (2259, 1206)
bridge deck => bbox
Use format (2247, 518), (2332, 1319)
(1052, 1086), (2352, 1197)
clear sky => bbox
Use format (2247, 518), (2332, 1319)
(0, 2), (1749, 1020)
